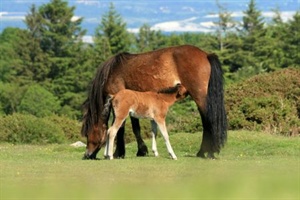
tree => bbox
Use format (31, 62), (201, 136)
(18, 84), (61, 117)
(283, 12), (300, 67)
(23, 4), (50, 81)
(229, 0), (266, 79)
(256, 8), (286, 71)
(0, 28), (21, 83)
(38, 0), (86, 57)
(136, 24), (165, 52)
(95, 3), (131, 55)
(214, 0), (236, 51)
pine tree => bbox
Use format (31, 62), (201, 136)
(95, 3), (130, 55)
(38, 0), (86, 57)
(214, 0), (236, 52)
(136, 24), (165, 52)
(258, 8), (286, 70)
(283, 12), (300, 67)
(232, 0), (266, 79)
(241, 0), (265, 52)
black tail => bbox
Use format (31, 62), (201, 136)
(81, 53), (130, 137)
(206, 54), (227, 153)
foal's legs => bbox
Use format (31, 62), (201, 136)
(150, 120), (159, 157)
(156, 120), (177, 160)
(106, 117), (127, 160)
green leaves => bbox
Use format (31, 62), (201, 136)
(95, 3), (130, 55)
(18, 84), (61, 117)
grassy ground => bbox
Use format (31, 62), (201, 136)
(0, 130), (299, 200)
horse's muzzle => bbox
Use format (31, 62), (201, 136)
(82, 148), (100, 160)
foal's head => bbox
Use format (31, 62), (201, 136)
(158, 83), (187, 100)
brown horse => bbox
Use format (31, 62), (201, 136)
(81, 45), (227, 159)
(103, 84), (187, 160)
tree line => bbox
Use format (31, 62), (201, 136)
(0, 0), (299, 120)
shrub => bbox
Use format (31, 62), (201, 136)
(44, 115), (83, 142)
(0, 113), (65, 144)
(226, 68), (300, 135)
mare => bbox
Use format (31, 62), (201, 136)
(81, 45), (227, 159)
(103, 83), (187, 160)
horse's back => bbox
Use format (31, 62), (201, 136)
(106, 45), (210, 95)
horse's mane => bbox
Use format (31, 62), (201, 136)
(81, 52), (132, 137)
(158, 83), (181, 94)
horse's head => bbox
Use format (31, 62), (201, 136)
(81, 99), (108, 160)
(82, 121), (107, 160)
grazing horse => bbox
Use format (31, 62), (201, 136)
(81, 45), (227, 159)
(103, 84), (187, 160)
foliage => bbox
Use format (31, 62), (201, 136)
(0, 113), (65, 144)
(44, 115), (83, 141)
(95, 2), (130, 55)
(226, 68), (300, 135)
(18, 84), (61, 117)
(135, 24), (166, 52)
(0, 82), (27, 114)
(0, 113), (82, 144)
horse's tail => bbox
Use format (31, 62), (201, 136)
(81, 53), (129, 137)
(206, 54), (227, 153)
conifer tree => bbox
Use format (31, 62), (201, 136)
(283, 12), (300, 67)
(95, 3), (130, 55)
(232, 0), (266, 79)
(38, 0), (86, 57)
(136, 24), (165, 52)
(214, 0), (236, 52)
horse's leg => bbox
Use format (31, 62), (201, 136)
(197, 109), (215, 159)
(151, 120), (159, 157)
(130, 117), (148, 156)
(113, 120), (126, 159)
(156, 120), (177, 160)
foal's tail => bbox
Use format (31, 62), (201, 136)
(206, 54), (227, 153)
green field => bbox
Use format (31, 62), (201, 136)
(0, 131), (299, 200)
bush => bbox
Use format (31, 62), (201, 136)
(167, 96), (201, 133)
(226, 68), (300, 135)
(0, 113), (65, 144)
(44, 115), (83, 142)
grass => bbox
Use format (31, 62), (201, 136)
(0, 130), (299, 200)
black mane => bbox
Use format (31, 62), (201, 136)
(158, 83), (181, 94)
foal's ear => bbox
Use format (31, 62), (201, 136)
(177, 84), (187, 99)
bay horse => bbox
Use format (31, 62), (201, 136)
(81, 45), (227, 159)
(103, 83), (187, 160)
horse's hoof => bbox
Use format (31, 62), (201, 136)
(114, 151), (125, 159)
(207, 153), (216, 160)
(196, 150), (206, 158)
(136, 145), (148, 157)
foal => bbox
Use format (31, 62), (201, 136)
(104, 83), (187, 160)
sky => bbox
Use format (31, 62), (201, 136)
(0, 0), (298, 43)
